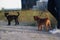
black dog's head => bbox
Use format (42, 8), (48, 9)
(4, 12), (9, 17)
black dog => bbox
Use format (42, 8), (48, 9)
(4, 12), (20, 25)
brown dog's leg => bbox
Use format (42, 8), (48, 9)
(45, 22), (49, 31)
(46, 20), (52, 31)
(38, 24), (42, 31)
(48, 22), (52, 30)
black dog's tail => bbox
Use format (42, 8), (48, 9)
(17, 12), (20, 16)
(4, 13), (9, 17)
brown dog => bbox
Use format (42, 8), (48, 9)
(33, 16), (51, 31)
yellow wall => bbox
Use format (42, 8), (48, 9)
(0, 10), (57, 25)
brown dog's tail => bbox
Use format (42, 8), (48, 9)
(17, 12), (20, 16)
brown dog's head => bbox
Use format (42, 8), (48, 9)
(33, 16), (40, 21)
(33, 16), (49, 21)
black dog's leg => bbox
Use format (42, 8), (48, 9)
(16, 19), (19, 25)
(17, 18), (19, 25)
(15, 19), (17, 25)
(8, 20), (11, 25)
(15, 19), (19, 25)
